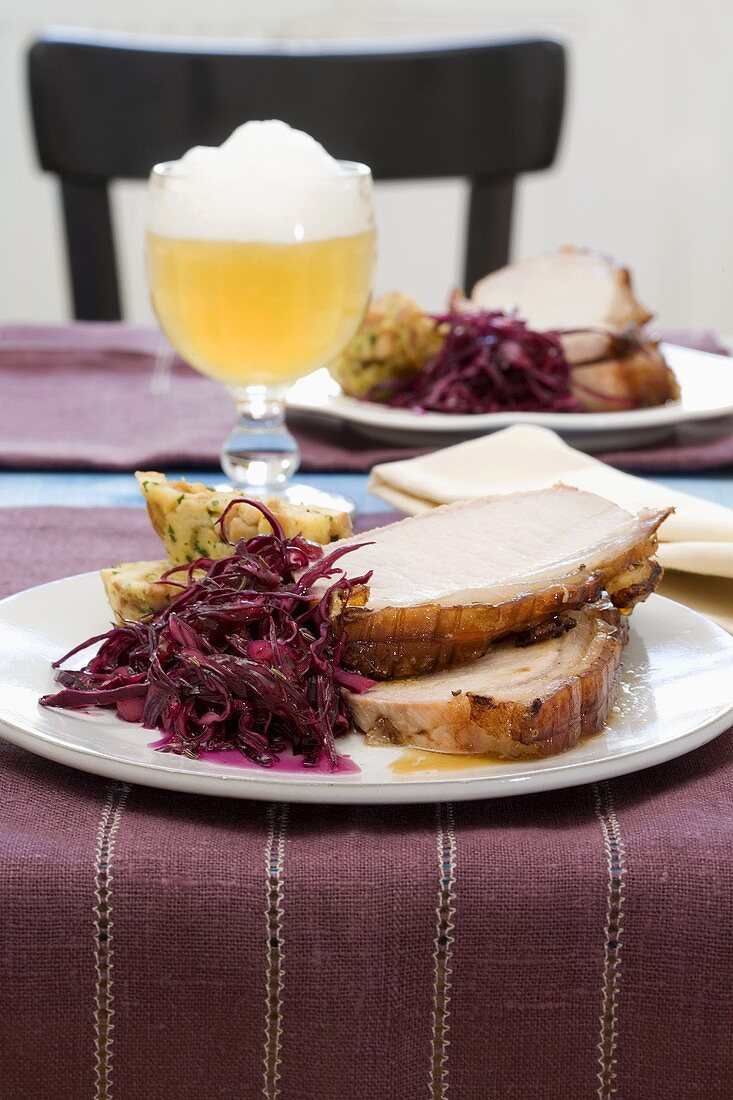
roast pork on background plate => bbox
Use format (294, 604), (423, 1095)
(472, 246), (680, 412)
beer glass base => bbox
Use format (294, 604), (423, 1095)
(221, 384), (355, 515)
(221, 384), (298, 492)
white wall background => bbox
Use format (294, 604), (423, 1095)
(2, 1), (732, 330)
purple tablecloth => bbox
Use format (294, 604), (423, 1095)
(1, 322), (732, 474)
(1, 506), (733, 1098)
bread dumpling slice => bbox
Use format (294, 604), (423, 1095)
(100, 560), (178, 622)
(136, 471), (352, 566)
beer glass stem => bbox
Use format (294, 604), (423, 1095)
(221, 384), (300, 494)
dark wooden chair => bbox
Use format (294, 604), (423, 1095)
(28, 30), (566, 321)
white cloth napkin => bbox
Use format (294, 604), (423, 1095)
(367, 425), (733, 630)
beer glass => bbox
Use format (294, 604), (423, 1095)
(146, 160), (375, 504)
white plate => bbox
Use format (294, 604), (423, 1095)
(288, 343), (733, 452)
(0, 573), (731, 804)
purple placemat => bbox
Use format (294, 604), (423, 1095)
(0, 323), (429, 473)
(2, 322), (732, 474)
(1, 506), (733, 1097)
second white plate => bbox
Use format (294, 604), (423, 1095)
(288, 343), (733, 451)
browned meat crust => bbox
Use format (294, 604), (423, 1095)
(513, 613), (578, 648)
(346, 607), (628, 759)
(605, 558), (663, 609)
(338, 526), (667, 680)
(571, 342), (680, 412)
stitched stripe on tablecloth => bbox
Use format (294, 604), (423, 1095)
(593, 780), (627, 1099)
(429, 802), (457, 1100)
(263, 803), (289, 1100)
(93, 781), (130, 1100)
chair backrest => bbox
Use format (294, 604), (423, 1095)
(28, 30), (566, 321)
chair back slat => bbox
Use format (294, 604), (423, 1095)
(28, 33), (566, 320)
(61, 179), (122, 320)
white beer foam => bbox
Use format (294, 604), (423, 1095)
(147, 120), (372, 243)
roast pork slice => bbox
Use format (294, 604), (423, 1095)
(571, 343), (681, 412)
(346, 606), (627, 759)
(325, 486), (669, 679)
(558, 327), (635, 366)
(471, 246), (652, 331)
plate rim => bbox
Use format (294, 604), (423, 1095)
(0, 574), (731, 803)
(0, 677), (730, 804)
(288, 344), (733, 435)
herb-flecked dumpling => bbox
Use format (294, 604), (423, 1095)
(136, 471), (352, 566)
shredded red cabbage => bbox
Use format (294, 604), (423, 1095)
(372, 310), (580, 414)
(40, 499), (374, 771)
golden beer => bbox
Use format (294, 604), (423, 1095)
(147, 229), (375, 386)
(146, 128), (374, 499)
